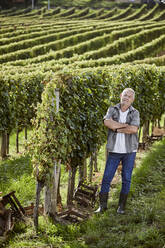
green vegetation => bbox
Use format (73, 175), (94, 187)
(0, 134), (165, 247)
(0, 9), (165, 69)
(0, 130), (33, 201)
(25, 65), (165, 184)
(0, 3), (165, 247)
(0, 5), (165, 69)
(83, 139), (165, 248)
(13, 0), (142, 9)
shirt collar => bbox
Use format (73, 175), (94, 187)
(114, 103), (135, 112)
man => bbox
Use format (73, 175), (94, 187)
(95, 88), (140, 214)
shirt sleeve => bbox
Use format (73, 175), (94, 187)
(103, 107), (114, 120)
(130, 110), (140, 127)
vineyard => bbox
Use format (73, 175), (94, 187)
(0, 2), (165, 247)
(0, 4), (165, 137)
(0, 4), (165, 67)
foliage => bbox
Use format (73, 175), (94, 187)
(26, 64), (165, 183)
(1, 139), (165, 248)
(27, 72), (109, 182)
(108, 64), (165, 124)
(0, 75), (10, 131)
(0, 5), (165, 248)
(0, 70), (45, 133)
(0, 154), (35, 205)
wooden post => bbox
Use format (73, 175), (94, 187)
(16, 129), (19, 153)
(44, 186), (51, 215)
(34, 180), (44, 232)
(57, 170), (62, 211)
(142, 121), (150, 143)
(52, 162), (61, 215)
(83, 158), (87, 180)
(34, 88), (60, 231)
(151, 120), (155, 135)
(44, 88), (61, 216)
(1, 131), (7, 159)
(89, 154), (93, 183)
(6, 133), (10, 155)
(48, 0), (50, 10)
(32, 0), (34, 9)
(44, 164), (61, 217)
(78, 160), (84, 183)
(67, 166), (77, 207)
(94, 149), (98, 172)
(25, 127), (28, 140)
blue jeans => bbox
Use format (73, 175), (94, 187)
(100, 152), (136, 194)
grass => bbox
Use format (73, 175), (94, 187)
(0, 155), (35, 205)
(0, 129), (36, 206)
(0, 131), (165, 248)
(81, 139), (165, 248)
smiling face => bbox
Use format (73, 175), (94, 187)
(120, 89), (135, 110)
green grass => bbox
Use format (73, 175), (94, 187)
(0, 130), (36, 206)
(8, 129), (26, 155)
(0, 154), (35, 205)
(0, 129), (71, 207)
(0, 132), (165, 248)
(81, 139), (165, 248)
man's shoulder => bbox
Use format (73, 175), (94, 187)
(109, 103), (120, 110)
(129, 105), (139, 114)
(104, 104), (120, 120)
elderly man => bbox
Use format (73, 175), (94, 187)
(95, 88), (140, 214)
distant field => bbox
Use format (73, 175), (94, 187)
(0, 4), (165, 75)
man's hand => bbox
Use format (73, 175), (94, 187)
(117, 125), (138, 134)
(104, 118), (128, 130)
(104, 119), (138, 134)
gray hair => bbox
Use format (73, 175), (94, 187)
(122, 88), (135, 100)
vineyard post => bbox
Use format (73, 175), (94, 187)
(6, 133), (9, 155)
(52, 88), (61, 215)
(16, 129), (19, 153)
(67, 167), (77, 207)
(83, 158), (87, 180)
(34, 180), (44, 232)
(48, 0), (50, 10)
(44, 88), (61, 216)
(1, 131), (7, 159)
(89, 154), (94, 183)
(142, 121), (150, 143)
(94, 149), (98, 172)
(32, 0), (34, 9)
(25, 127), (27, 140)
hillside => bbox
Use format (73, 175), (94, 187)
(0, 3), (165, 247)
(0, 4), (165, 73)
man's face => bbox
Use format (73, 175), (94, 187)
(120, 90), (134, 107)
